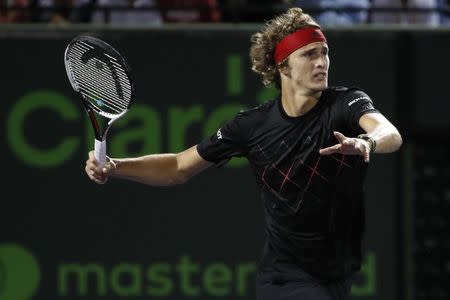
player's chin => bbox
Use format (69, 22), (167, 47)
(310, 82), (328, 93)
(316, 80), (328, 90)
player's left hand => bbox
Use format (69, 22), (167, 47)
(319, 131), (371, 163)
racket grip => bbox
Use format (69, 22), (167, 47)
(94, 139), (107, 168)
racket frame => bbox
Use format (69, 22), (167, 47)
(64, 35), (134, 167)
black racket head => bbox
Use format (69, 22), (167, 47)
(64, 35), (135, 119)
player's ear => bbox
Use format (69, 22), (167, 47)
(278, 60), (290, 77)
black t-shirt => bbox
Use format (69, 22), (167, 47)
(197, 86), (379, 280)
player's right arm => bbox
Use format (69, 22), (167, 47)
(85, 145), (213, 186)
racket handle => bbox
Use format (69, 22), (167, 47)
(94, 139), (107, 168)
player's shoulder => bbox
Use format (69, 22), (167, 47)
(240, 99), (277, 114)
(325, 85), (368, 97)
(235, 99), (277, 123)
(324, 86), (371, 105)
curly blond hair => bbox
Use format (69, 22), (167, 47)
(249, 7), (321, 89)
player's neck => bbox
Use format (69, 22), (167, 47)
(281, 84), (321, 117)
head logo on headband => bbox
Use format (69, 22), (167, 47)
(274, 27), (327, 64)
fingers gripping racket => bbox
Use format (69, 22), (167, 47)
(64, 35), (135, 167)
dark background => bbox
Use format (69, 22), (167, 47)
(1, 26), (449, 300)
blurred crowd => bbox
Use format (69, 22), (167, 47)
(0, 0), (449, 25)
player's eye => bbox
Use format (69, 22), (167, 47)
(303, 51), (315, 58)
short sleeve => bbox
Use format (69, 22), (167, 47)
(197, 114), (246, 166)
(339, 88), (379, 131)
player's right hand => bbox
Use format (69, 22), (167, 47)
(85, 151), (116, 184)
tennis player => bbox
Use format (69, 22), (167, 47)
(85, 7), (402, 300)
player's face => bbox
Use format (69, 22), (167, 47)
(286, 42), (329, 93)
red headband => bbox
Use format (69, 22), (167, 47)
(274, 27), (327, 64)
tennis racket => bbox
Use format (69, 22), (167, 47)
(64, 35), (135, 168)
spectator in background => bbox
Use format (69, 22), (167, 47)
(0, 0), (9, 22)
(0, 0), (31, 23)
(371, 0), (441, 26)
(223, 0), (283, 23)
(70, 0), (96, 22)
(34, 0), (72, 23)
(157, 0), (221, 22)
(91, 0), (162, 25)
(285, 0), (370, 25)
(441, 0), (450, 24)
(33, 0), (94, 23)
(406, 0), (440, 25)
(0, 0), (8, 24)
(370, 0), (403, 23)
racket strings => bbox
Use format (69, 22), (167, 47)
(71, 62), (130, 113)
(67, 41), (132, 116)
(73, 41), (132, 96)
(70, 57), (131, 107)
(70, 43), (131, 109)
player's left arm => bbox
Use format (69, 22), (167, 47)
(319, 112), (402, 162)
(358, 112), (403, 153)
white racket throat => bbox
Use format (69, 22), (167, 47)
(94, 139), (107, 168)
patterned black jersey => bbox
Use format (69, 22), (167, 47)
(197, 86), (379, 280)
